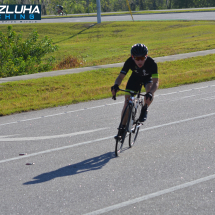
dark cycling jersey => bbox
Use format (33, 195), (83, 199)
(120, 56), (158, 79)
(120, 56), (158, 92)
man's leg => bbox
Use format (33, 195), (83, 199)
(114, 95), (130, 139)
(115, 75), (140, 138)
(121, 95), (130, 125)
(139, 82), (153, 122)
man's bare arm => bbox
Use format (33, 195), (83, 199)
(115, 73), (125, 86)
(149, 78), (159, 94)
(111, 73), (126, 96)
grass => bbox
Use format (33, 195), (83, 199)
(0, 20), (215, 115)
(0, 54), (215, 116)
(158, 54), (215, 88)
(0, 20), (215, 69)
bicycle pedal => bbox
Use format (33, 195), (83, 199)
(137, 123), (143, 127)
(114, 135), (122, 140)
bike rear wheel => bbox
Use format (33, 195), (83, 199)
(115, 104), (131, 156)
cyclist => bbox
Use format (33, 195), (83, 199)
(57, 5), (63, 15)
(111, 43), (159, 137)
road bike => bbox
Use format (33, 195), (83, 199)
(55, 6), (67, 16)
(113, 89), (146, 156)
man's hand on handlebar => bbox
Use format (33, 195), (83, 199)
(144, 92), (153, 106)
(111, 84), (119, 100)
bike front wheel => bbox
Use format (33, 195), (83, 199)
(115, 125), (128, 157)
(115, 104), (131, 156)
(129, 123), (140, 148)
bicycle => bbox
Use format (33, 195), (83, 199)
(55, 6), (67, 16)
(113, 88), (146, 156)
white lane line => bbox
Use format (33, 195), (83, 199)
(159, 92), (177, 95)
(194, 96), (215, 101)
(140, 112), (215, 132)
(83, 173), (215, 215)
(0, 127), (108, 142)
(202, 96), (215, 101)
(0, 135), (18, 138)
(0, 136), (113, 164)
(1, 84), (215, 127)
(204, 97), (215, 100)
(0, 112), (215, 164)
(178, 89), (192, 93)
(160, 90), (215, 103)
(0, 101), (123, 127)
(160, 94), (196, 101)
(194, 86), (209, 90)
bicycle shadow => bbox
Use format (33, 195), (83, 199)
(23, 151), (114, 185)
(53, 23), (96, 44)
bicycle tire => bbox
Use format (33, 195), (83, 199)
(129, 102), (141, 148)
(129, 123), (140, 148)
(115, 104), (131, 156)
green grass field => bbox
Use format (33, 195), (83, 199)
(0, 20), (215, 68)
(0, 20), (215, 115)
(1, 54), (215, 116)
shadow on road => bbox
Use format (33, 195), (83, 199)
(23, 151), (114, 185)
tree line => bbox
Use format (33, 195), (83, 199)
(1, 0), (215, 15)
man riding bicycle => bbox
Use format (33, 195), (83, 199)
(111, 43), (159, 137)
(57, 5), (63, 15)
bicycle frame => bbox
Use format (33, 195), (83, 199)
(114, 88), (146, 156)
(118, 88), (146, 127)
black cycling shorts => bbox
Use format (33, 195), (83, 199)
(125, 74), (152, 94)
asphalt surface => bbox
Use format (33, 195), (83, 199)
(1, 80), (215, 214)
(1, 11), (215, 25)
(1, 10), (215, 214)
(1, 49), (215, 84)
(35, 11), (215, 23)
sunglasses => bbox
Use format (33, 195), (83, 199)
(133, 56), (147, 61)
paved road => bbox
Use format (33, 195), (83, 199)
(1, 49), (215, 84)
(1, 9), (215, 214)
(1, 80), (215, 214)
(0, 11), (215, 25)
(38, 11), (215, 23)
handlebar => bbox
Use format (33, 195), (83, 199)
(112, 88), (146, 100)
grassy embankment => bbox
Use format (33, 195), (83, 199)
(0, 21), (215, 115)
(1, 20), (215, 67)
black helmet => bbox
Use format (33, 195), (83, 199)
(131, 43), (148, 56)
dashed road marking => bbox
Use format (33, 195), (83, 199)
(0, 127), (108, 142)
(83, 173), (215, 215)
(1, 84), (214, 127)
(1, 112), (214, 164)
